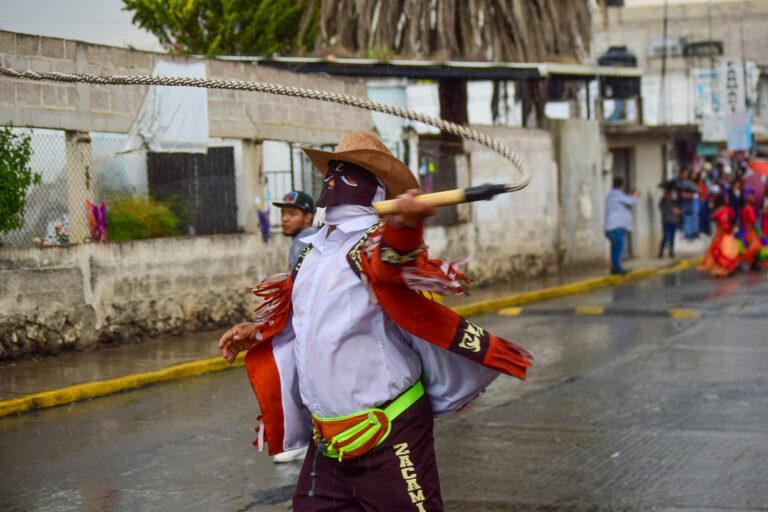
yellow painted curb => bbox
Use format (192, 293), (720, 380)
(451, 258), (699, 318)
(0, 257), (699, 419)
(575, 306), (605, 316)
(668, 308), (702, 319)
(0, 352), (245, 418)
(498, 307), (523, 316)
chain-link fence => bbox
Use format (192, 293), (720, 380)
(1, 128), (150, 246)
(2, 127), (334, 246)
(2, 127), (71, 246)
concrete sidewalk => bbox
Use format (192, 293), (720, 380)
(0, 257), (692, 415)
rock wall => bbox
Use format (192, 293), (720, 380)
(0, 234), (287, 360)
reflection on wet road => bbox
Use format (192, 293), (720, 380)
(1, 269), (766, 511)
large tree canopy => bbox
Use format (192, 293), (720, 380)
(122, 0), (320, 56)
(124, 0), (595, 62)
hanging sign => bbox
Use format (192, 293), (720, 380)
(720, 59), (746, 115)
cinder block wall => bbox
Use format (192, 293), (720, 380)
(0, 30), (373, 143)
(0, 31), (572, 358)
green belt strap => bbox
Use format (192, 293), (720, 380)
(384, 379), (424, 420)
(313, 380), (425, 461)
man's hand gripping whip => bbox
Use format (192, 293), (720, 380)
(373, 183), (513, 216)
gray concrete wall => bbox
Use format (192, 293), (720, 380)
(0, 233), (289, 359)
(594, 1), (768, 69)
(425, 126), (561, 285)
(550, 119), (609, 266)
(0, 31), (373, 143)
(0, 32), (584, 358)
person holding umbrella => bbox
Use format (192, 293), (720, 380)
(675, 169), (700, 240)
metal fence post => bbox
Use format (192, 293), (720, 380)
(65, 130), (92, 243)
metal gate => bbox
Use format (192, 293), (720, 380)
(419, 136), (462, 226)
(147, 147), (238, 236)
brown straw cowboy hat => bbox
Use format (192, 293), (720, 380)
(302, 131), (419, 199)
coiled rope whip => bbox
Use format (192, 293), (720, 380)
(0, 66), (531, 214)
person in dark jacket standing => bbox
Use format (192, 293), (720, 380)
(658, 185), (681, 258)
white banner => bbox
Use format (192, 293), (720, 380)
(701, 114), (727, 142)
(721, 59), (746, 115)
(693, 68), (721, 120)
(726, 112), (752, 151)
(122, 60), (209, 154)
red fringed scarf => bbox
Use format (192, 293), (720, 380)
(245, 221), (533, 382)
(357, 222), (533, 380)
(246, 273), (294, 342)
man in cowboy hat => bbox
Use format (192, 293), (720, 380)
(219, 132), (532, 511)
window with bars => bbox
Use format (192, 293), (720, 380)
(263, 141), (331, 226)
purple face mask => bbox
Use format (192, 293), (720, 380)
(316, 160), (379, 208)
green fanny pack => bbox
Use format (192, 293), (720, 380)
(311, 380), (425, 461)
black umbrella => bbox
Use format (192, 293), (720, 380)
(675, 179), (699, 194)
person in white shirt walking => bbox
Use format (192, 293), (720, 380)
(219, 132), (533, 511)
(604, 177), (639, 275)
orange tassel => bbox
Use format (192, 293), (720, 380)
(247, 273), (293, 341)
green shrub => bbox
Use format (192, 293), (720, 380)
(0, 125), (41, 237)
(108, 196), (181, 241)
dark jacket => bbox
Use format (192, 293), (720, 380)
(659, 197), (680, 225)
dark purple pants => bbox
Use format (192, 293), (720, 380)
(293, 394), (443, 512)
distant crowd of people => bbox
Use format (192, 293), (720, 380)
(605, 159), (768, 277)
(690, 160), (768, 277)
(660, 161), (767, 251)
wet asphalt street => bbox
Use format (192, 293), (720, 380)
(1, 268), (767, 511)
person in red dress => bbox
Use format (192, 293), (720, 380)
(698, 194), (739, 277)
(739, 190), (762, 269)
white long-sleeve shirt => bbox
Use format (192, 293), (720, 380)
(604, 188), (637, 232)
(291, 214), (499, 418)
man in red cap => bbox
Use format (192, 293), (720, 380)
(219, 132), (532, 511)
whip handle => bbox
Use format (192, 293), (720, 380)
(372, 189), (466, 216)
